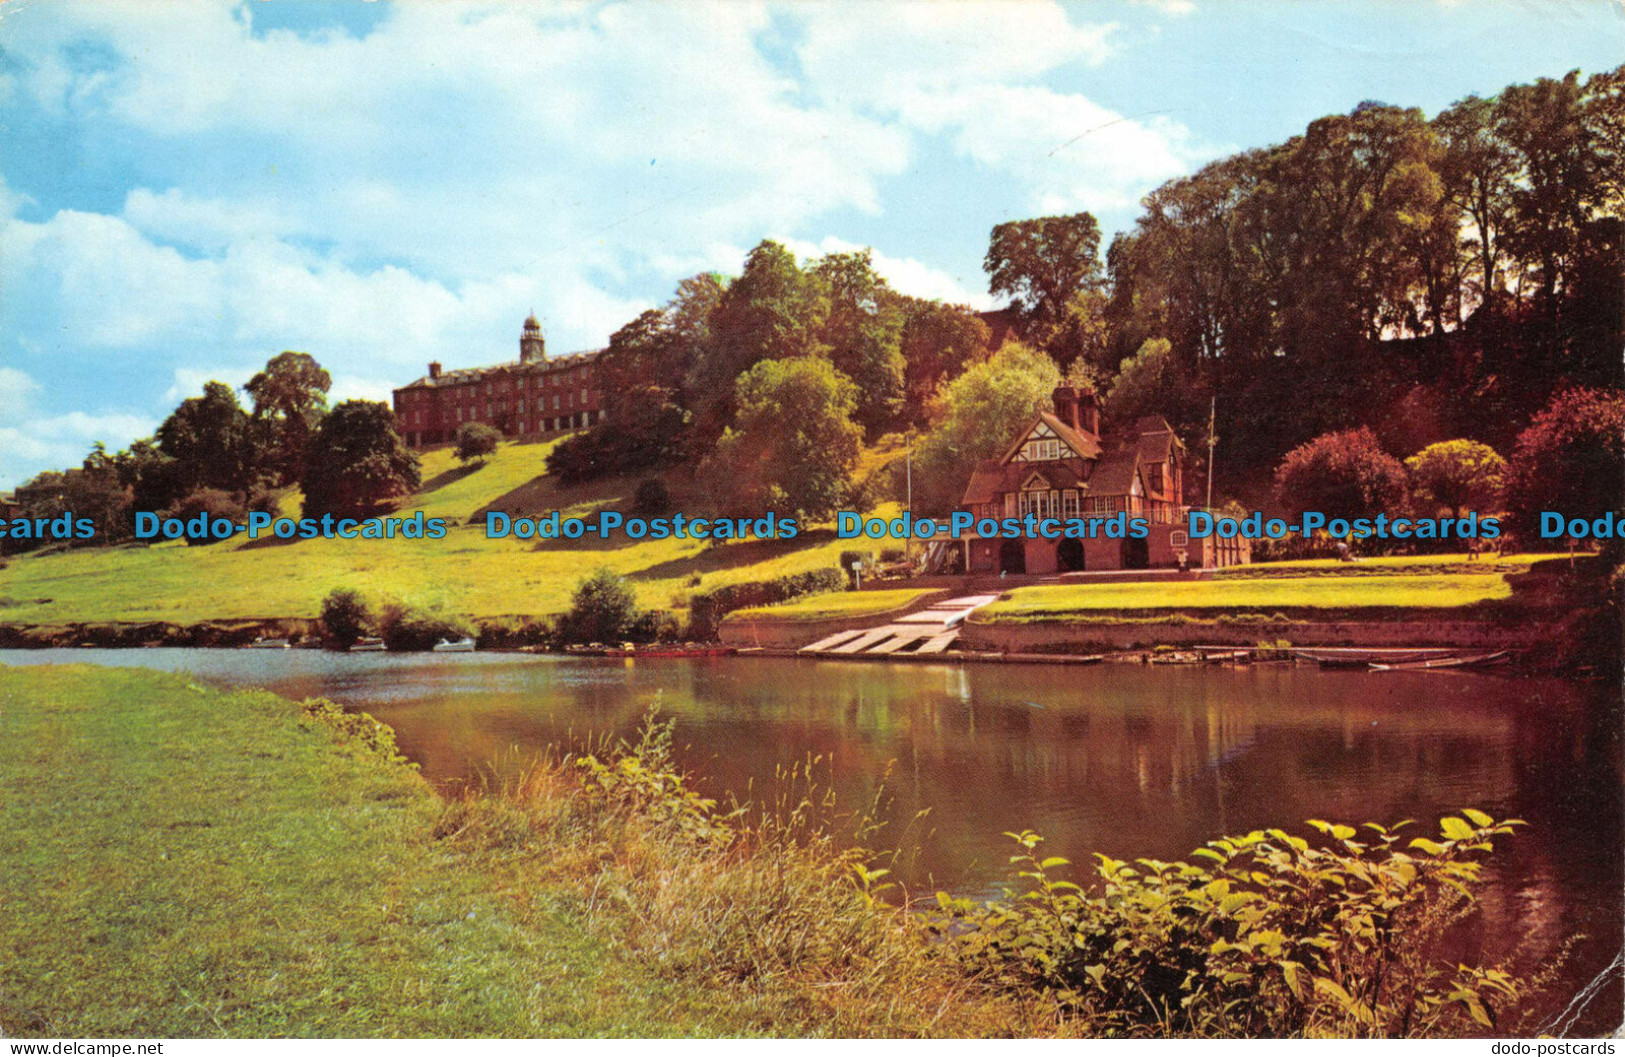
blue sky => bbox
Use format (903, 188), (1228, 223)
(1, 0), (1621, 489)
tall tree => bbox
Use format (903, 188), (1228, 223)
(688, 241), (828, 448)
(702, 357), (861, 520)
(984, 212), (1106, 359)
(899, 299), (992, 427)
(813, 249), (906, 438)
(300, 400), (420, 519)
(1436, 95), (1517, 307)
(155, 381), (253, 494)
(245, 351), (332, 486)
(911, 342), (1061, 514)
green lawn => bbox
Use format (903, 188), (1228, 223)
(0, 664), (714, 1037)
(0, 440), (895, 626)
(728, 588), (939, 622)
(977, 574), (1513, 622)
(1218, 553), (1547, 579)
(0, 664), (1043, 1038)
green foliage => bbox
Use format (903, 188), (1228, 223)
(164, 488), (249, 546)
(1275, 427), (1408, 523)
(985, 212), (1105, 339)
(900, 300), (992, 427)
(911, 342), (1062, 513)
(686, 567), (846, 640)
(377, 602), (474, 652)
(245, 351), (332, 485)
(1504, 387), (1625, 545)
(814, 249), (907, 437)
(633, 477), (672, 516)
(703, 357), (862, 520)
(1104, 338), (1174, 424)
(319, 587), (372, 648)
(297, 695), (410, 764)
(155, 380), (255, 494)
(689, 240), (830, 446)
(300, 399), (421, 519)
(558, 567), (641, 644)
(931, 814), (1535, 1037)
(454, 422), (502, 465)
(574, 711), (732, 846)
(1406, 440), (1507, 517)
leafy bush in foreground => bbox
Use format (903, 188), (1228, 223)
(432, 707), (1548, 1038)
(930, 814), (1537, 1037)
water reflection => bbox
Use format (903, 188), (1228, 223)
(2, 649), (1618, 1032)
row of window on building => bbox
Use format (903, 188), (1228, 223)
(990, 490), (1182, 524)
(400, 389), (594, 429)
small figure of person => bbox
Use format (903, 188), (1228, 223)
(1335, 540), (1354, 562)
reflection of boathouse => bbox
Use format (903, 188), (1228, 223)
(958, 386), (1248, 573)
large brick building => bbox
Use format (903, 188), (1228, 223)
(392, 316), (605, 448)
(959, 386), (1248, 573)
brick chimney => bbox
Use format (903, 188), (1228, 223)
(1051, 385), (1079, 430)
(428, 361), (442, 380)
(1079, 387), (1100, 435)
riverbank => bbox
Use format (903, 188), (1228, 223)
(0, 663), (1038, 1038)
(1, 660), (1604, 1037)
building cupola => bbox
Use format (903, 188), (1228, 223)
(520, 313), (546, 364)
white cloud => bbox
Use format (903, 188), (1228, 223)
(0, 366), (40, 410)
(162, 367), (253, 407)
(0, 0), (1215, 487)
(0, 411), (158, 490)
(781, 236), (995, 310)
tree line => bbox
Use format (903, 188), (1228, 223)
(10, 63), (1620, 553)
(550, 63), (1622, 536)
(6, 352), (419, 552)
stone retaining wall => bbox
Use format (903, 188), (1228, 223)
(958, 617), (1542, 653)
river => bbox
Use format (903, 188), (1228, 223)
(3, 648), (1619, 1033)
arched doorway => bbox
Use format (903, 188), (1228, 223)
(1056, 538), (1085, 572)
(999, 537), (1026, 574)
(1122, 536), (1150, 570)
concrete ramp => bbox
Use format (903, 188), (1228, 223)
(869, 629), (933, 654)
(828, 627), (900, 654)
(801, 594), (995, 657)
(800, 628), (868, 653)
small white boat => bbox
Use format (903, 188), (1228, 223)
(245, 637), (290, 649)
(432, 637), (476, 653)
(349, 637), (386, 652)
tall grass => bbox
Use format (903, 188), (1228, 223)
(432, 712), (1053, 1036)
(430, 711), (1555, 1038)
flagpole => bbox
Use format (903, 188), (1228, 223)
(1205, 395), (1216, 513)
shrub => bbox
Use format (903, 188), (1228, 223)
(930, 813), (1537, 1037)
(633, 477), (672, 516)
(686, 568), (845, 640)
(377, 603), (474, 651)
(1503, 387), (1625, 548)
(558, 567), (640, 644)
(319, 588), (372, 649)
(1274, 427), (1408, 524)
(165, 488), (249, 546)
(454, 422), (502, 465)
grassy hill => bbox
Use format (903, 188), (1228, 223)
(0, 439), (893, 627)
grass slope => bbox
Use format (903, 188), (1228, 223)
(978, 574), (1513, 622)
(0, 440), (892, 626)
(728, 588), (938, 621)
(0, 664), (714, 1037)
